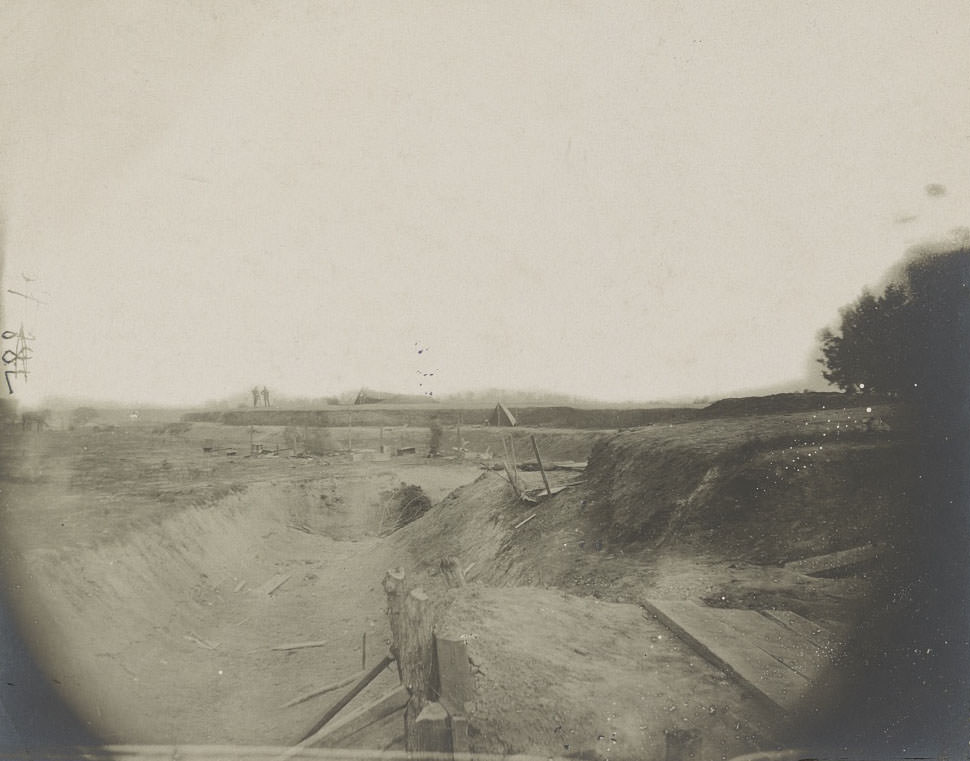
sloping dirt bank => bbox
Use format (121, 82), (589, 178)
(385, 403), (930, 758)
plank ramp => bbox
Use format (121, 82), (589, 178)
(643, 600), (841, 713)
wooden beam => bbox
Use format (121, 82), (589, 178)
(298, 654), (395, 742)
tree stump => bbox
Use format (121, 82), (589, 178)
(383, 568), (435, 751)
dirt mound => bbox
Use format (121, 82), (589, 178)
(584, 407), (909, 559)
(381, 483), (433, 532)
(699, 391), (870, 418)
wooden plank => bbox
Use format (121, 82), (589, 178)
(761, 610), (843, 656)
(271, 640), (328, 652)
(434, 636), (474, 717)
(643, 600), (810, 712)
(254, 572), (292, 596)
(309, 685), (408, 747)
(784, 543), (879, 576)
(714, 608), (824, 682)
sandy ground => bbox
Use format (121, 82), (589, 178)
(0, 408), (915, 759)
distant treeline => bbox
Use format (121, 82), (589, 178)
(181, 392), (863, 430)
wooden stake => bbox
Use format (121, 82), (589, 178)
(500, 437), (519, 497)
(514, 513), (537, 530)
(508, 435), (519, 480)
(530, 435), (552, 496)
(361, 632), (367, 670)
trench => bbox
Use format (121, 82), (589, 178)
(0, 463), (479, 747)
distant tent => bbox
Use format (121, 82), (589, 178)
(490, 402), (517, 427)
(354, 389), (385, 405)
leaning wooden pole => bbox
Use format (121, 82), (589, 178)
(530, 435), (552, 496)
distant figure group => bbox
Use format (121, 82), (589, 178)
(252, 386), (270, 408)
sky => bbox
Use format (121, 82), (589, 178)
(1, 1), (968, 407)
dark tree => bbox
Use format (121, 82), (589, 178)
(810, 242), (970, 755)
(818, 244), (970, 407)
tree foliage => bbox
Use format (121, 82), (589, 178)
(818, 245), (970, 403)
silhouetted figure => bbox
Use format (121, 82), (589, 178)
(252, 386), (260, 408)
(261, 386), (270, 407)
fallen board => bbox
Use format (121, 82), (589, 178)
(643, 600), (837, 713)
(784, 543), (880, 577)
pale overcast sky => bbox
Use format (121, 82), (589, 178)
(1, 1), (968, 406)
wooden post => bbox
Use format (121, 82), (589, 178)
(456, 412), (462, 459)
(508, 435), (518, 477)
(347, 411), (352, 452)
(501, 436), (520, 497)
(530, 435), (552, 496)
(383, 569), (435, 751)
(412, 702), (451, 755)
